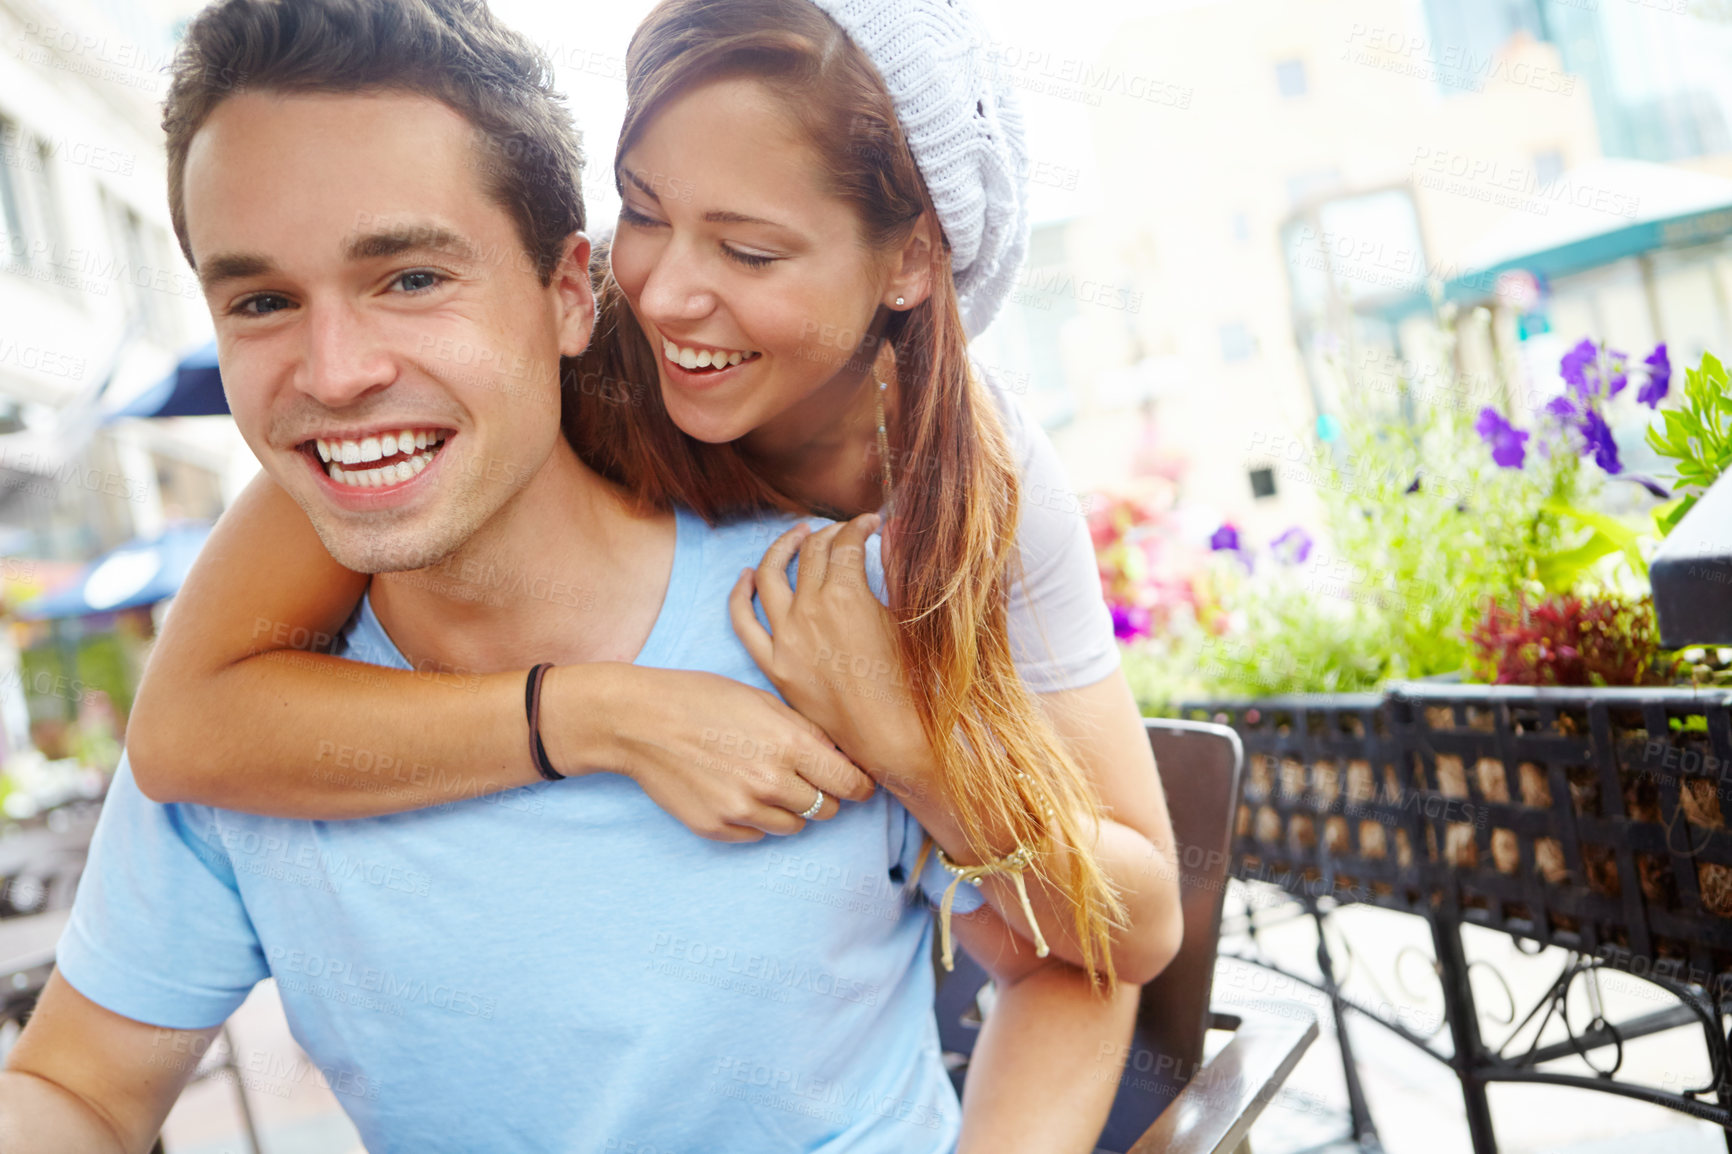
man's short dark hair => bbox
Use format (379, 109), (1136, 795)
(163, 0), (585, 284)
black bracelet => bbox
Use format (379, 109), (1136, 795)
(524, 663), (565, 781)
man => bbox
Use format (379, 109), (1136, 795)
(0, 1), (1137, 1151)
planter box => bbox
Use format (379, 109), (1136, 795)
(1186, 683), (1732, 988)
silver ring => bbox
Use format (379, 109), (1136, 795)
(797, 789), (825, 820)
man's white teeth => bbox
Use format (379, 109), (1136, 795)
(661, 338), (752, 370)
(315, 429), (446, 487)
(315, 430), (442, 464)
(327, 450), (435, 488)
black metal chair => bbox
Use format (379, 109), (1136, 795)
(935, 718), (1318, 1154)
(0, 806), (259, 1154)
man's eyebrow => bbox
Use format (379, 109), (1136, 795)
(346, 226), (481, 264)
(197, 252), (276, 291)
(196, 227), (481, 293)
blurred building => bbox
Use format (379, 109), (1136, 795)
(0, 0), (240, 754)
(1429, 0), (1732, 167)
(982, 0), (1732, 551)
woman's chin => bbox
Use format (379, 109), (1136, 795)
(659, 392), (752, 445)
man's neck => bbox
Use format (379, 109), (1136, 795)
(367, 444), (676, 677)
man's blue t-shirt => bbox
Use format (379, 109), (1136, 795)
(57, 507), (984, 1153)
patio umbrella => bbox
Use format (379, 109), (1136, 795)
(14, 523), (214, 620)
(109, 341), (229, 419)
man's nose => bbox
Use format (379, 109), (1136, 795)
(296, 302), (395, 407)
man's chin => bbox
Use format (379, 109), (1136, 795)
(262, 455), (448, 574)
(291, 497), (462, 576)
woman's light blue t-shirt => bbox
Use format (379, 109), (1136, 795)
(57, 507), (984, 1154)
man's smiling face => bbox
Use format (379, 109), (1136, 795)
(183, 89), (592, 573)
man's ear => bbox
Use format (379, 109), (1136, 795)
(553, 232), (596, 357)
(883, 211), (940, 312)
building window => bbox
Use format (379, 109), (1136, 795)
(28, 140), (61, 256)
(101, 190), (173, 342)
(1275, 58), (1308, 99)
(1249, 467), (1277, 499)
(0, 118), (64, 270)
(1220, 322), (1256, 363)
(0, 119), (27, 267)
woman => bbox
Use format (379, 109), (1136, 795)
(133, 0), (1177, 1017)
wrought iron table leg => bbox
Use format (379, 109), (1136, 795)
(1309, 903), (1383, 1152)
(1430, 915), (1496, 1154)
(1721, 1017), (1732, 1154)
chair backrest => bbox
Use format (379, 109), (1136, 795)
(933, 717), (1244, 1152)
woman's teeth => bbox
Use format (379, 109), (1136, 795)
(314, 429), (446, 488)
(662, 339), (757, 371)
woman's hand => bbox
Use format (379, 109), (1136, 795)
(727, 515), (938, 801)
(548, 664), (877, 842)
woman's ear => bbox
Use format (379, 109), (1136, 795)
(554, 232), (597, 357)
(884, 211), (940, 312)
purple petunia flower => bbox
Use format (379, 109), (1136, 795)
(1209, 524), (1241, 552)
(1638, 343), (1670, 408)
(1270, 526), (1314, 565)
(1605, 348), (1629, 397)
(1475, 407), (1529, 469)
(1110, 603), (1152, 642)
(1543, 395), (1577, 421)
(1578, 408), (1622, 474)
(1559, 339), (1597, 394)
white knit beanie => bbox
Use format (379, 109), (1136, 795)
(806, 0), (1029, 338)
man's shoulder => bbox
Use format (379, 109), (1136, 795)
(691, 508), (828, 570)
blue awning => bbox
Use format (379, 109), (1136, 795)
(1375, 160), (1732, 323)
(109, 341), (228, 419)
(15, 523), (213, 620)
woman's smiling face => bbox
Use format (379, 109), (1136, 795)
(609, 76), (899, 452)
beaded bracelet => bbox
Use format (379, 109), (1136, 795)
(933, 842), (1050, 972)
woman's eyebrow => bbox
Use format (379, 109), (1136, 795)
(702, 209), (781, 227)
(621, 167), (786, 228)
(620, 168), (662, 201)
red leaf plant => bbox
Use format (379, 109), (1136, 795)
(1468, 592), (1682, 687)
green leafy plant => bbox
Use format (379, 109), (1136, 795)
(1535, 497), (1648, 590)
(1302, 401), (1582, 678)
(1160, 400), (1589, 706)
(1647, 351), (1732, 534)
(1108, 332), (1704, 713)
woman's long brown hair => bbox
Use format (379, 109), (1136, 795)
(566, 0), (1128, 988)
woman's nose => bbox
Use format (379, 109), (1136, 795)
(636, 245), (718, 327)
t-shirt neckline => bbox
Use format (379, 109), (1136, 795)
(628, 505), (699, 668)
(353, 505), (701, 672)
